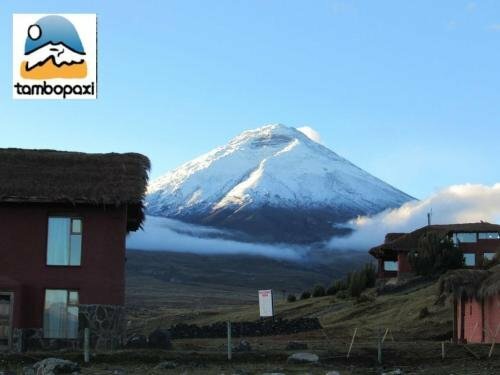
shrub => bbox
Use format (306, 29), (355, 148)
(362, 263), (377, 288)
(349, 270), (367, 298)
(287, 294), (297, 303)
(408, 233), (464, 277)
(312, 284), (326, 298)
(326, 285), (337, 296)
(337, 290), (348, 299)
(300, 291), (311, 300)
(333, 278), (348, 292)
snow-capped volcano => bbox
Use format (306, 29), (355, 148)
(147, 124), (414, 243)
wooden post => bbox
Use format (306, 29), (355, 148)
(227, 321), (232, 361)
(488, 323), (500, 359)
(377, 329), (383, 364)
(441, 341), (445, 360)
(84, 328), (90, 363)
(346, 328), (357, 359)
(382, 328), (389, 344)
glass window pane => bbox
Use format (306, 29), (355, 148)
(71, 219), (82, 234)
(67, 306), (79, 339)
(69, 235), (82, 266)
(44, 290), (68, 338)
(484, 252), (496, 261)
(464, 253), (476, 266)
(47, 218), (70, 265)
(456, 233), (477, 243)
(69, 291), (79, 305)
(384, 261), (398, 272)
(478, 232), (500, 240)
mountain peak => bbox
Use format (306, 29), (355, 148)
(147, 124), (414, 243)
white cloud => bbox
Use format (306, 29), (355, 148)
(297, 126), (322, 144)
(466, 2), (477, 12)
(329, 183), (500, 251)
(127, 216), (306, 260)
(488, 24), (500, 32)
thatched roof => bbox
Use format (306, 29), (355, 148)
(370, 223), (500, 258)
(0, 148), (150, 230)
(439, 265), (500, 300)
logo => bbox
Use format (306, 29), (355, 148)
(13, 14), (97, 100)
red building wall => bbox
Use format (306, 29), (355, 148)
(485, 294), (500, 343)
(397, 253), (412, 274)
(456, 294), (500, 344)
(463, 297), (483, 343)
(0, 203), (127, 330)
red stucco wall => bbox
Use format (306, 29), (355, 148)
(397, 253), (412, 274)
(463, 297), (483, 343)
(485, 294), (500, 343)
(0, 203), (127, 329)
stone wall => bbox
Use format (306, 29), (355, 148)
(11, 304), (125, 352)
(79, 304), (125, 350)
(168, 317), (322, 339)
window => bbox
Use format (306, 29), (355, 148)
(384, 261), (398, 272)
(43, 290), (79, 339)
(464, 253), (476, 267)
(453, 232), (477, 244)
(478, 232), (500, 240)
(484, 252), (497, 261)
(47, 217), (82, 266)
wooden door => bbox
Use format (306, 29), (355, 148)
(0, 293), (13, 349)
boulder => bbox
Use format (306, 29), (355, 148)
(287, 352), (319, 364)
(125, 334), (148, 348)
(286, 341), (308, 350)
(148, 328), (172, 349)
(382, 370), (403, 375)
(234, 339), (252, 352)
(30, 358), (80, 374)
(155, 361), (177, 370)
(325, 372), (341, 375)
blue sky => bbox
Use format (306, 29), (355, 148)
(1, 1), (499, 199)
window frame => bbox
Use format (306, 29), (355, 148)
(478, 232), (500, 240)
(43, 289), (80, 339)
(46, 216), (83, 267)
(464, 252), (476, 267)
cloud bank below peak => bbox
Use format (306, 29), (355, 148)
(329, 183), (500, 251)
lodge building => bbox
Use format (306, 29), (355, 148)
(0, 149), (149, 351)
(369, 223), (500, 279)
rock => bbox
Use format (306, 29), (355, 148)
(0, 371), (17, 375)
(382, 370), (403, 375)
(287, 352), (319, 364)
(109, 368), (126, 375)
(125, 334), (147, 348)
(261, 373), (286, 375)
(155, 361), (177, 370)
(148, 328), (172, 349)
(234, 339), (252, 352)
(286, 341), (308, 350)
(22, 367), (35, 375)
(31, 358), (80, 375)
(325, 371), (341, 375)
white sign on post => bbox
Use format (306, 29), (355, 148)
(258, 289), (274, 317)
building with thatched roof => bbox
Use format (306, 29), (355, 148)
(439, 265), (500, 343)
(0, 148), (149, 351)
(369, 223), (500, 278)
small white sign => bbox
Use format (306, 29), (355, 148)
(258, 289), (274, 317)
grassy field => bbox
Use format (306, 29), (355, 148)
(119, 252), (500, 373)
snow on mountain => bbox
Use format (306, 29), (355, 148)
(147, 124), (415, 243)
